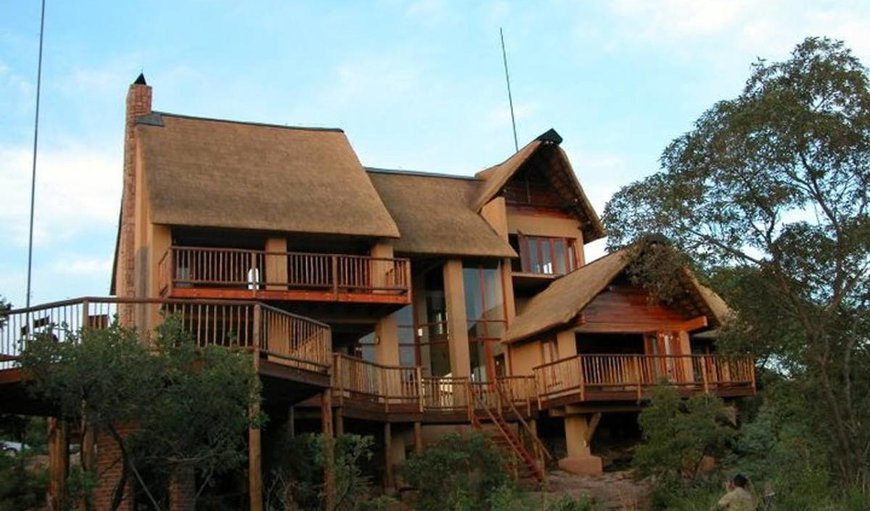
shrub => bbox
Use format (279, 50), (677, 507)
(633, 384), (735, 508)
(402, 431), (509, 511)
(264, 433), (379, 511)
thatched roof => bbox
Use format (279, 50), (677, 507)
(502, 248), (732, 344)
(139, 113), (399, 238)
(473, 131), (606, 243)
(367, 169), (517, 258)
(503, 250), (629, 344)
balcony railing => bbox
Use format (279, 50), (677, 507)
(332, 354), (537, 416)
(158, 246), (411, 304)
(533, 354), (755, 404)
(0, 297), (331, 375)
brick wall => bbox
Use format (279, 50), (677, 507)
(92, 428), (133, 511)
(117, 77), (151, 300)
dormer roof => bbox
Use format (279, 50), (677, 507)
(502, 247), (732, 344)
(473, 130), (606, 243)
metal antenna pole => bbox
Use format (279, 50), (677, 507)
(500, 27), (519, 152)
(26, 0), (47, 309)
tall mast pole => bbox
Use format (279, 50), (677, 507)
(26, 0), (47, 309)
(500, 27), (519, 152)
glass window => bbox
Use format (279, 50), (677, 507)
(541, 241), (553, 274)
(527, 238), (540, 273)
(519, 236), (578, 275)
(463, 262), (507, 382)
(553, 240), (566, 274)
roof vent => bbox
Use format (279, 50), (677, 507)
(536, 128), (563, 145)
(133, 73), (147, 85)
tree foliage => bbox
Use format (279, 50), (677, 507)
(634, 385), (735, 484)
(19, 316), (261, 510)
(402, 432), (509, 511)
(603, 37), (870, 489)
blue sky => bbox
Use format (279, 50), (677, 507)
(2, 0), (869, 308)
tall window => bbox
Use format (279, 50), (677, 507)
(463, 261), (506, 381)
(512, 235), (578, 275)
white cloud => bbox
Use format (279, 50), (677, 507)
(601, 0), (870, 63)
(484, 102), (538, 131)
(49, 255), (113, 276)
(0, 144), (121, 247)
(611, 0), (748, 40)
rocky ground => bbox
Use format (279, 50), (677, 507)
(540, 470), (652, 510)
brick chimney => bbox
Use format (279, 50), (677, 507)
(116, 74), (152, 298)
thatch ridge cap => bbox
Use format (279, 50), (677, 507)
(365, 167), (480, 181)
(144, 111), (345, 133)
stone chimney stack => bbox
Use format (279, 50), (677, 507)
(116, 74), (152, 298)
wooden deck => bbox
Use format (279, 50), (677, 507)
(322, 353), (755, 422)
(0, 297), (333, 413)
(159, 246), (411, 305)
(533, 354), (756, 407)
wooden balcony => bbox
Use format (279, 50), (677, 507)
(158, 246), (412, 305)
(533, 354), (756, 408)
(331, 354), (538, 422)
(0, 297), (333, 412)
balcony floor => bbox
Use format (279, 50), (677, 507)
(167, 286), (411, 305)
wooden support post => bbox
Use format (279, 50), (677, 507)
(384, 422), (394, 492)
(288, 406), (296, 438)
(249, 348), (263, 511)
(335, 411), (344, 436)
(47, 418), (69, 511)
(414, 421), (423, 455)
(416, 366), (424, 413)
(322, 391), (335, 511)
(634, 355), (642, 402)
(701, 356), (710, 395)
(585, 413), (602, 444)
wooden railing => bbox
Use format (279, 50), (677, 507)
(333, 354), (420, 412)
(0, 297), (331, 374)
(332, 356), (538, 416)
(533, 354), (755, 404)
(159, 246), (411, 299)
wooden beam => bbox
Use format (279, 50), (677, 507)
(414, 422), (423, 455)
(322, 391), (335, 511)
(47, 418), (68, 511)
(384, 422), (394, 492)
(585, 412), (602, 443)
(249, 340), (263, 511)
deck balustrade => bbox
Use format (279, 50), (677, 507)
(330, 353), (754, 416)
(533, 353), (755, 404)
(159, 246), (411, 304)
(0, 297), (331, 374)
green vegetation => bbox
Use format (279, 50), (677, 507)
(402, 431), (509, 511)
(402, 432), (598, 511)
(19, 316), (261, 511)
(633, 385), (734, 508)
(605, 36), (870, 508)
(264, 432), (392, 511)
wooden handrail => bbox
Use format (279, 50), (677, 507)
(165, 246), (412, 295)
(533, 353), (756, 403)
(495, 382), (552, 461)
(1, 297), (331, 374)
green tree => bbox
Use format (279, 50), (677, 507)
(634, 385), (734, 491)
(19, 316), (261, 510)
(603, 37), (870, 489)
(402, 432), (509, 511)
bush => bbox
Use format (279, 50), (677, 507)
(633, 384), (735, 509)
(264, 433), (380, 511)
(0, 451), (47, 511)
(402, 431), (509, 511)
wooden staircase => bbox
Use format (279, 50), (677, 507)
(469, 385), (551, 484)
